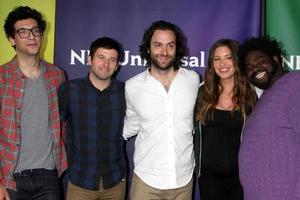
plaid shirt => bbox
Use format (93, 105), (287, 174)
(58, 77), (127, 190)
(0, 57), (68, 190)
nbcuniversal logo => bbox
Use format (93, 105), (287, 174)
(69, 49), (300, 70)
(69, 49), (206, 68)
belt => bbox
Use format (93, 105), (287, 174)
(14, 168), (57, 176)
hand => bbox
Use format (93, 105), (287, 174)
(0, 184), (10, 200)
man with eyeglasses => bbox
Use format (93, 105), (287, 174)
(0, 6), (67, 200)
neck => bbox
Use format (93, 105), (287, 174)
(149, 66), (177, 92)
(219, 77), (234, 93)
(16, 54), (41, 79)
(217, 77), (236, 110)
(149, 66), (177, 80)
(89, 74), (111, 91)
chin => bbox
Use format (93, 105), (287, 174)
(155, 64), (173, 71)
(219, 74), (234, 80)
(252, 81), (271, 90)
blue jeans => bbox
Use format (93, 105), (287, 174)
(7, 169), (62, 200)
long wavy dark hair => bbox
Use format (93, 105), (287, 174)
(139, 20), (188, 70)
(195, 39), (257, 123)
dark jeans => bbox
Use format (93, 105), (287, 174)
(199, 171), (243, 200)
(7, 169), (62, 200)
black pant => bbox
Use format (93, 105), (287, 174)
(7, 169), (62, 200)
(199, 171), (243, 200)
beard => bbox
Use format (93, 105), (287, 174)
(250, 71), (273, 90)
(150, 54), (175, 71)
(90, 67), (114, 82)
(249, 61), (279, 90)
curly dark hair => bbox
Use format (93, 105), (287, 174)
(238, 36), (286, 74)
(4, 6), (46, 39)
(139, 20), (188, 70)
(89, 37), (124, 62)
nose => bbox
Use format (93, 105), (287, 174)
(246, 63), (258, 75)
(251, 63), (261, 72)
(162, 46), (168, 56)
(28, 30), (35, 39)
(219, 59), (226, 66)
(103, 59), (109, 66)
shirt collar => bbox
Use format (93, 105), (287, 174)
(11, 56), (47, 80)
(85, 74), (116, 92)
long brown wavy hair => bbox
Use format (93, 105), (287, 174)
(195, 39), (257, 123)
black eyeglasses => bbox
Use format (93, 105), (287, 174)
(15, 27), (43, 38)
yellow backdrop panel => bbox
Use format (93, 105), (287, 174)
(0, 0), (56, 64)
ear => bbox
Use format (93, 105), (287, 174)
(87, 55), (92, 65)
(8, 36), (16, 47)
(272, 55), (280, 65)
(115, 63), (119, 71)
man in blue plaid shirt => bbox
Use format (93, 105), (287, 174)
(58, 37), (127, 200)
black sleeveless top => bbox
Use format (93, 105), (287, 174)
(201, 108), (243, 176)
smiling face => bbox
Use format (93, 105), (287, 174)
(245, 50), (280, 89)
(88, 47), (119, 82)
(9, 18), (42, 57)
(212, 46), (235, 81)
(148, 29), (176, 71)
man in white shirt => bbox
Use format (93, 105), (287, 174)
(123, 20), (200, 200)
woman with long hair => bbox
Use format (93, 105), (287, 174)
(194, 39), (257, 200)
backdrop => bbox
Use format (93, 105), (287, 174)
(1, 1), (300, 199)
(53, 1), (261, 199)
(266, 0), (300, 70)
(0, 1), (264, 199)
(54, 0), (261, 82)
